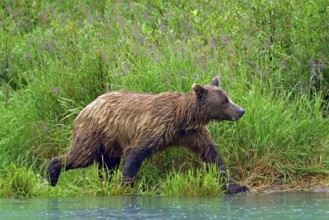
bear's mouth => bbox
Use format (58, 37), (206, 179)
(223, 109), (245, 121)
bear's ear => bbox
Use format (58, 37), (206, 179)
(192, 83), (208, 99)
(210, 76), (220, 87)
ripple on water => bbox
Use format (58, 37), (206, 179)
(0, 192), (329, 219)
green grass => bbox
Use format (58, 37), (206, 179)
(0, 0), (328, 198)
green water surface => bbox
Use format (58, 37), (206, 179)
(0, 192), (328, 219)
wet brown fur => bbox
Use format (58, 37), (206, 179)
(47, 77), (249, 194)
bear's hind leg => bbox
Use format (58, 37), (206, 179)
(122, 147), (154, 186)
(47, 157), (63, 186)
(96, 154), (121, 181)
(47, 151), (96, 186)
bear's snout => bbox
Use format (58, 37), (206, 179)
(239, 109), (245, 117)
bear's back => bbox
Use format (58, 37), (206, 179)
(73, 90), (184, 148)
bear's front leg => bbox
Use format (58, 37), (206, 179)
(179, 130), (250, 194)
(198, 143), (250, 194)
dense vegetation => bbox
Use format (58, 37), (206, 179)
(0, 0), (328, 198)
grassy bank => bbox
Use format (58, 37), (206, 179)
(0, 0), (328, 198)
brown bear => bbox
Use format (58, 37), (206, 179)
(47, 76), (249, 194)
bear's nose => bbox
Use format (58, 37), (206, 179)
(240, 109), (245, 116)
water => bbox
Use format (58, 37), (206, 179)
(0, 192), (328, 219)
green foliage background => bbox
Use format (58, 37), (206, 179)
(0, 0), (328, 197)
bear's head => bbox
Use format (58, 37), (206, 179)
(193, 76), (245, 121)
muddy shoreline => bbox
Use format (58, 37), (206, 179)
(252, 184), (329, 194)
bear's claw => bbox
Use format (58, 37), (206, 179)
(227, 183), (250, 194)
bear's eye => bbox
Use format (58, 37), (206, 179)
(222, 98), (229, 105)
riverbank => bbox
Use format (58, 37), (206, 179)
(0, 163), (328, 198)
(252, 177), (329, 193)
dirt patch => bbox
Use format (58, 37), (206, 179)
(252, 184), (329, 193)
(310, 185), (329, 193)
(249, 176), (329, 194)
